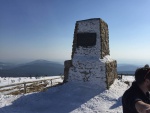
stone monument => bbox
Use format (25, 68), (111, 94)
(64, 18), (117, 89)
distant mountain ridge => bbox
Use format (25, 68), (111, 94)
(0, 60), (145, 77)
(0, 62), (16, 70)
(0, 60), (64, 77)
(117, 64), (140, 75)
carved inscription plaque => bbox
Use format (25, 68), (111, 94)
(77, 33), (96, 47)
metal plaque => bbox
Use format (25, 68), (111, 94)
(77, 33), (96, 47)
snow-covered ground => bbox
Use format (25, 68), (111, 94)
(0, 76), (63, 95)
(0, 76), (63, 86)
(0, 75), (135, 113)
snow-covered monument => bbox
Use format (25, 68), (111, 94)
(64, 18), (117, 89)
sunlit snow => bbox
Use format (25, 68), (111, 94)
(0, 75), (134, 113)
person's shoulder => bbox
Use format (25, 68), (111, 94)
(122, 82), (137, 99)
(123, 87), (132, 98)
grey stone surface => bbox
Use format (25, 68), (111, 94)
(63, 60), (72, 83)
(100, 19), (110, 58)
(105, 60), (117, 88)
(64, 18), (117, 89)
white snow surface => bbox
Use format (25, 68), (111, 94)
(0, 76), (135, 113)
(0, 76), (62, 86)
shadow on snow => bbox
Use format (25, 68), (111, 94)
(0, 82), (106, 113)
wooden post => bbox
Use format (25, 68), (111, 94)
(24, 83), (26, 94)
(51, 80), (52, 86)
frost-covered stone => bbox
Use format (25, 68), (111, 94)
(64, 18), (117, 89)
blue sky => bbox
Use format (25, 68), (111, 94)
(0, 0), (150, 65)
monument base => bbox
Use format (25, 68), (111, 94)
(64, 56), (117, 89)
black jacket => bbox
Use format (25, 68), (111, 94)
(122, 81), (150, 113)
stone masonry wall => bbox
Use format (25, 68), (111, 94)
(105, 60), (117, 89)
(63, 60), (72, 83)
(68, 59), (107, 88)
(64, 18), (117, 89)
(71, 23), (78, 59)
(72, 18), (110, 59)
(100, 19), (110, 58)
(72, 19), (101, 58)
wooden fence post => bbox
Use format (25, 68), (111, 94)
(0, 77), (62, 94)
(51, 80), (52, 86)
(24, 83), (26, 94)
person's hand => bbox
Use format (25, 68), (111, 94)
(135, 101), (150, 113)
(145, 107), (150, 113)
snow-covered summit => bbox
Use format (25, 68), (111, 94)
(0, 76), (134, 113)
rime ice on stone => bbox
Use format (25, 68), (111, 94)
(64, 18), (117, 89)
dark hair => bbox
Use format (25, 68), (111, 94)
(135, 64), (150, 84)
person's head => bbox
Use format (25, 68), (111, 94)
(135, 64), (150, 90)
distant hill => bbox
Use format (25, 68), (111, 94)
(117, 64), (140, 75)
(0, 62), (16, 70)
(0, 61), (145, 77)
(0, 60), (64, 77)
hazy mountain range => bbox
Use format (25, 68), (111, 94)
(0, 60), (143, 77)
(0, 60), (64, 77)
(117, 64), (140, 75)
